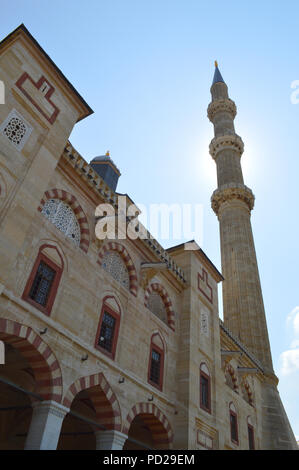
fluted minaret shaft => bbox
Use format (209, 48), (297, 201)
(208, 65), (274, 373)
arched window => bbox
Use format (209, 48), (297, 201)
(229, 402), (239, 445)
(41, 199), (81, 246)
(101, 251), (130, 290)
(148, 333), (165, 391)
(95, 297), (121, 360)
(147, 292), (168, 324)
(97, 242), (138, 296)
(22, 244), (64, 316)
(200, 363), (211, 413)
(247, 416), (255, 450)
(144, 283), (175, 331)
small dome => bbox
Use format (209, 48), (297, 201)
(90, 152), (120, 174)
(90, 152), (121, 191)
(91, 155), (110, 163)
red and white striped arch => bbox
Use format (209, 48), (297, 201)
(97, 242), (138, 297)
(38, 188), (90, 253)
(123, 402), (173, 449)
(62, 372), (122, 431)
(144, 283), (175, 331)
(0, 318), (63, 402)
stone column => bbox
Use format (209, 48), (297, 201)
(95, 429), (127, 450)
(24, 400), (69, 450)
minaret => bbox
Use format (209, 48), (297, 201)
(208, 61), (274, 373)
(208, 63), (298, 449)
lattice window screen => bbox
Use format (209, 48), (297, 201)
(0, 109), (32, 150)
(41, 198), (81, 246)
(101, 251), (130, 290)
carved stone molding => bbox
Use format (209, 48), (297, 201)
(31, 400), (69, 419)
(237, 366), (259, 378)
(209, 133), (244, 160)
(211, 184), (255, 215)
(221, 349), (242, 368)
(207, 98), (237, 122)
(140, 262), (167, 289)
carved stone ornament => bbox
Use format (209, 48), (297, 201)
(211, 184), (255, 214)
(140, 262), (167, 289)
(209, 133), (244, 160)
(207, 98), (237, 122)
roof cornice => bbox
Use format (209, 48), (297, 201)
(0, 24), (93, 122)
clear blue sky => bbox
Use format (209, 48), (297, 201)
(1, 0), (299, 440)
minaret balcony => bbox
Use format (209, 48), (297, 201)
(211, 183), (255, 215)
(207, 98), (237, 122)
(209, 134), (244, 160)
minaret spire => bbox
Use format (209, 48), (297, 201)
(212, 61), (225, 85)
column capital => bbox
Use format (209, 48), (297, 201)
(31, 400), (70, 419)
(95, 429), (128, 450)
(209, 134), (244, 160)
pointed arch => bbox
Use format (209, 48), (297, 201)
(144, 283), (175, 331)
(97, 242), (138, 296)
(62, 372), (122, 431)
(38, 188), (90, 253)
(148, 332), (165, 390)
(0, 318), (63, 402)
(22, 243), (65, 316)
(200, 362), (211, 413)
(229, 401), (239, 445)
(94, 295), (122, 360)
(123, 402), (173, 449)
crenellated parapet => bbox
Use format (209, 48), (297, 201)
(207, 97), (237, 122)
(211, 183), (255, 215)
(209, 133), (244, 160)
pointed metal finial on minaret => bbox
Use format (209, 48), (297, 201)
(212, 60), (225, 85)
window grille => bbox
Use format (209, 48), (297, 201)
(0, 109), (32, 150)
(149, 349), (161, 385)
(97, 311), (116, 353)
(41, 198), (80, 246)
(101, 251), (130, 289)
(29, 261), (56, 306)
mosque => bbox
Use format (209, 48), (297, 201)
(0, 24), (297, 450)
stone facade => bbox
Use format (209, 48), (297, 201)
(0, 25), (296, 450)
